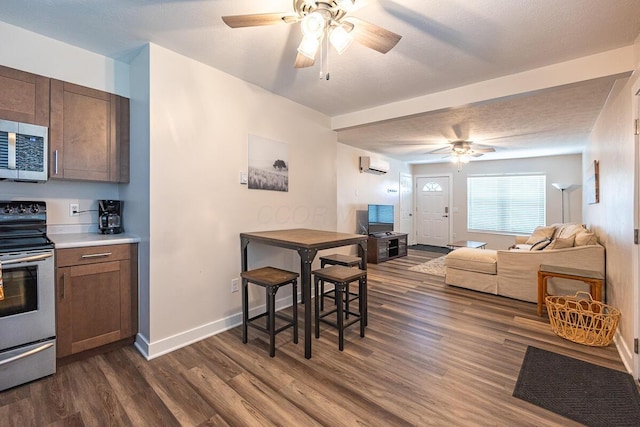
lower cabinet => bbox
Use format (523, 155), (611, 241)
(55, 243), (138, 358)
(367, 233), (408, 264)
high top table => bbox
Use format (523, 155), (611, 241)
(240, 228), (368, 359)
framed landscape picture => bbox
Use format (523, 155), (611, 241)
(586, 160), (599, 204)
(247, 134), (289, 192)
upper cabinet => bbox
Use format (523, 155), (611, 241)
(49, 79), (130, 183)
(0, 65), (50, 126)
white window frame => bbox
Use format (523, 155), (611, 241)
(467, 174), (546, 235)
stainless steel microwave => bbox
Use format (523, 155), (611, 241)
(0, 119), (48, 182)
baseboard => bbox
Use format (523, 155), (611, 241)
(614, 331), (634, 375)
(134, 294), (298, 360)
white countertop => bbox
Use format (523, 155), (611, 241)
(49, 232), (140, 249)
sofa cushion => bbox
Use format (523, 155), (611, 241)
(544, 235), (575, 250)
(446, 248), (497, 274)
(525, 226), (556, 244)
(530, 238), (552, 250)
(554, 223), (586, 239)
(575, 231), (598, 246)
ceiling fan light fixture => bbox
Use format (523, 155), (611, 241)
(302, 0), (317, 8)
(336, 0), (356, 12)
(297, 35), (320, 59)
(329, 25), (353, 54)
(301, 11), (326, 38)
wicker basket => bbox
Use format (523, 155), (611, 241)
(545, 291), (620, 347)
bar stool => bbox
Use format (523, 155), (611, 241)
(241, 267), (299, 357)
(313, 265), (367, 351)
(318, 254), (362, 312)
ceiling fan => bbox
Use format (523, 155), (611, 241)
(221, 0), (402, 70)
(427, 140), (496, 171)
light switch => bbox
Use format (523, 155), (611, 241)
(240, 172), (248, 185)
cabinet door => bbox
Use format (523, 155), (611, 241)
(0, 65), (49, 126)
(49, 79), (129, 182)
(56, 260), (132, 358)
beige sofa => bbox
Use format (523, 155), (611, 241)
(444, 224), (605, 303)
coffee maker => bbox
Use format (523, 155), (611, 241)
(99, 200), (123, 234)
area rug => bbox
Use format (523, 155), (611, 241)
(408, 255), (446, 276)
(513, 346), (640, 426)
(408, 244), (451, 254)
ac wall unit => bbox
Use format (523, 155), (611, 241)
(359, 156), (389, 175)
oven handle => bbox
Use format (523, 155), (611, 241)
(1, 253), (53, 265)
(0, 342), (54, 367)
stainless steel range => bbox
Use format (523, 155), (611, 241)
(0, 201), (56, 391)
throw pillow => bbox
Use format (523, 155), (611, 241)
(544, 235), (575, 250)
(530, 237), (552, 251)
(575, 231), (598, 246)
(555, 223), (586, 239)
(525, 226), (556, 245)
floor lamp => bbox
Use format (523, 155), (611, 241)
(552, 183), (571, 223)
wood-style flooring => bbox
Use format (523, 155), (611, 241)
(0, 249), (632, 426)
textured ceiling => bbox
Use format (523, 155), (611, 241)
(1, 0), (639, 163)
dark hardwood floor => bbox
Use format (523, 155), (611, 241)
(0, 249), (631, 426)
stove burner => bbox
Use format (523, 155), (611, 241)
(0, 201), (53, 252)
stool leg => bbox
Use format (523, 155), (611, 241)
(292, 279), (298, 344)
(363, 275), (368, 327)
(336, 282), (344, 351)
(267, 286), (277, 357)
(242, 278), (249, 344)
(315, 276), (321, 338)
(345, 282), (350, 319)
(320, 260), (326, 311)
(359, 277), (365, 337)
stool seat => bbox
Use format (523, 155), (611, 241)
(313, 265), (367, 351)
(241, 267), (299, 286)
(241, 266), (299, 357)
(319, 254), (362, 267)
(318, 254), (362, 313)
(314, 265), (366, 282)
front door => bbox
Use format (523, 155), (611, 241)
(416, 176), (450, 247)
(399, 172), (414, 243)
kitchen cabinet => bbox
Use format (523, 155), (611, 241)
(367, 233), (408, 264)
(49, 79), (130, 182)
(55, 243), (138, 359)
(0, 65), (50, 126)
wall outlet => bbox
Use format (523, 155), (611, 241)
(231, 278), (239, 293)
(69, 203), (79, 217)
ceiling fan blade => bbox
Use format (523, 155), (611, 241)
(294, 52), (315, 68)
(472, 147), (496, 153)
(222, 13), (297, 28)
(344, 17), (402, 54)
(426, 146), (453, 154)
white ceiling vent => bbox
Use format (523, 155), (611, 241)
(359, 156), (389, 175)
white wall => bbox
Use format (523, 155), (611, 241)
(583, 72), (638, 371)
(411, 154), (583, 249)
(134, 44), (338, 358)
(0, 21), (126, 231)
(336, 143), (411, 244)
(0, 21), (129, 97)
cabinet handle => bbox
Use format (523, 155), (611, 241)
(54, 149), (58, 175)
(81, 252), (112, 259)
(61, 272), (69, 299)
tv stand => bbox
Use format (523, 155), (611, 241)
(367, 233), (408, 264)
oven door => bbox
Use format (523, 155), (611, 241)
(0, 250), (55, 350)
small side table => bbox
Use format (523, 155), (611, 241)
(447, 240), (487, 250)
(537, 264), (604, 316)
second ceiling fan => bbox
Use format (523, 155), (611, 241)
(222, 0), (402, 69)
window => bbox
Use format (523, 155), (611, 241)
(467, 174), (546, 234)
(422, 182), (443, 192)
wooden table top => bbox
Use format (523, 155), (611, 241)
(241, 228), (367, 249)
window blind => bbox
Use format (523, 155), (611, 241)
(467, 175), (546, 234)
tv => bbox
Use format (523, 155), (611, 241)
(368, 204), (394, 235)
